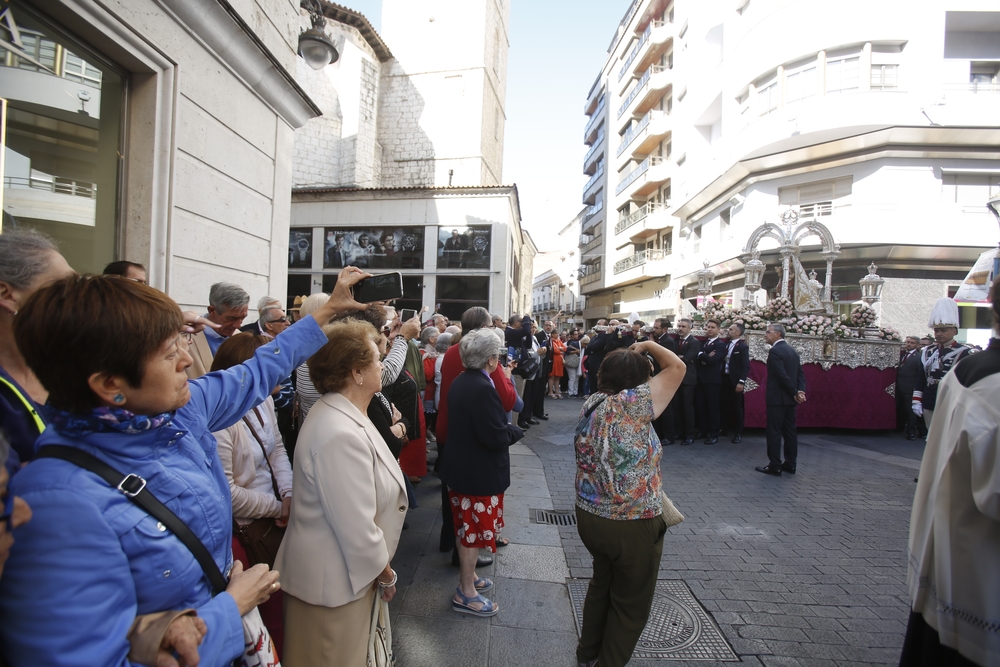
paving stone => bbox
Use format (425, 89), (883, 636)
(392, 613), (490, 667)
(491, 578), (577, 634)
(488, 626), (578, 667)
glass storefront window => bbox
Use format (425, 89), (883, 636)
(437, 226), (491, 269)
(436, 276), (489, 321)
(1, 1), (124, 274)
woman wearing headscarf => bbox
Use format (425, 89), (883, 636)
(0, 268), (367, 667)
(275, 319), (407, 666)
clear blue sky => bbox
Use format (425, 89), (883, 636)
(339, 0), (633, 251)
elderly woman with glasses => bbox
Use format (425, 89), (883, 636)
(440, 329), (523, 617)
(275, 318), (408, 666)
(0, 268), (367, 667)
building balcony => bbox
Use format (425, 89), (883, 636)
(631, 21), (673, 76)
(581, 201), (604, 233)
(584, 76), (603, 115)
(615, 155), (671, 200)
(617, 109), (669, 159)
(584, 129), (605, 175)
(584, 95), (606, 144)
(613, 248), (669, 284)
(614, 201), (671, 237)
(580, 264), (603, 292)
(617, 64), (671, 122)
(580, 232), (603, 258)
(582, 165), (604, 205)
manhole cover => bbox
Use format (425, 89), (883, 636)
(566, 579), (738, 661)
(530, 508), (577, 526)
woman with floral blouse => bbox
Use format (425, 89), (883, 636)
(573, 341), (685, 667)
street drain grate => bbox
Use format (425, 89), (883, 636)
(530, 509), (577, 526)
(566, 579), (739, 661)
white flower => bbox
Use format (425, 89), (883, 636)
(461, 497), (472, 510)
(474, 502), (486, 513)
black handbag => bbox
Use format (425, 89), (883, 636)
(232, 408), (286, 569)
(512, 356), (539, 378)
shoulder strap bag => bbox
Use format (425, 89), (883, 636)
(367, 590), (395, 667)
(36, 445), (281, 667)
(232, 409), (287, 569)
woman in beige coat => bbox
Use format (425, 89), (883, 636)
(275, 318), (408, 666)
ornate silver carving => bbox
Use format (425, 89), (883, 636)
(837, 342), (866, 369)
(885, 383), (895, 398)
(867, 344), (900, 371)
(743, 378), (759, 393)
(748, 336), (769, 363)
(818, 360), (834, 371)
(789, 338), (814, 364)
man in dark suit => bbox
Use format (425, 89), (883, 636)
(675, 318), (701, 445)
(756, 324), (806, 476)
(531, 320), (554, 420)
(651, 317), (678, 445)
(896, 335), (926, 440)
(695, 319), (727, 444)
(721, 322), (751, 443)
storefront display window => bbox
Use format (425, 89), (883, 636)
(1, 1), (124, 274)
(436, 276), (489, 321)
(437, 225), (491, 269)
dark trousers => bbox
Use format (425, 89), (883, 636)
(766, 403), (797, 467)
(678, 384), (696, 438)
(696, 383), (721, 437)
(532, 370), (548, 417)
(653, 400), (675, 442)
(899, 611), (978, 667)
(518, 376), (540, 424)
(576, 508), (667, 667)
(720, 374), (745, 435)
(896, 391), (927, 437)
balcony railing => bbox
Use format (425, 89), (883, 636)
(617, 64), (668, 120)
(581, 265), (602, 285)
(618, 22), (653, 81)
(584, 96), (606, 141)
(615, 201), (669, 235)
(3, 176), (97, 199)
(581, 234), (603, 254)
(944, 82), (1000, 94)
(582, 200), (604, 228)
(583, 165), (604, 195)
(617, 113), (650, 157)
(614, 248), (665, 274)
(616, 155), (670, 197)
(583, 129), (605, 168)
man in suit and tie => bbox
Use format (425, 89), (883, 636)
(651, 317), (678, 445)
(721, 322), (750, 443)
(676, 318), (701, 445)
(756, 323), (806, 476)
(696, 319), (727, 444)
(896, 335), (926, 440)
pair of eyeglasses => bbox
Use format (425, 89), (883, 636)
(1, 492), (14, 532)
(275, 317), (289, 324)
(179, 331), (195, 344)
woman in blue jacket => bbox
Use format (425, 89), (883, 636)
(0, 268), (366, 667)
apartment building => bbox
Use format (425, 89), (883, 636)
(290, 0), (535, 320)
(531, 208), (586, 329)
(580, 0), (1000, 338)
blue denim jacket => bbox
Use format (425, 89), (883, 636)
(0, 317), (329, 667)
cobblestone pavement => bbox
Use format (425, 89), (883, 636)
(531, 395), (920, 667)
(388, 394), (922, 666)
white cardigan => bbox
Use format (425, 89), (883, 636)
(908, 367), (1000, 666)
(274, 392), (408, 608)
(214, 396), (293, 525)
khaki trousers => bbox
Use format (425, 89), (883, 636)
(283, 588), (375, 667)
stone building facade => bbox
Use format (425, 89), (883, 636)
(288, 0), (533, 318)
(1, 0), (319, 315)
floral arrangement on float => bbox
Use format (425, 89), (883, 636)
(849, 304), (877, 327)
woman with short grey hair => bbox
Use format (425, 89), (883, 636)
(0, 229), (74, 474)
(459, 328), (501, 370)
(441, 328), (524, 617)
(433, 333), (453, 411)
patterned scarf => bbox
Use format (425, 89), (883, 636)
(44, 405), (173, 437)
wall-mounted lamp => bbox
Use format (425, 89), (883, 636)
(299, 0), (339, 70)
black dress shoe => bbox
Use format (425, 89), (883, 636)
(732, 434), (742, 444)
(681, 439), (694, 446)
(906, 433), (916, 441)
(755, 465), (782, 476)
(704, 437), (718, 445)
(780, 463), (796, 474)
(527, 418), (540, 425)
(538, 415), (550, 421)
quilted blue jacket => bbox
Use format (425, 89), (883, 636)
(0, 317), (329, 667)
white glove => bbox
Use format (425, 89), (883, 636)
(911, 401), (923, 417)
